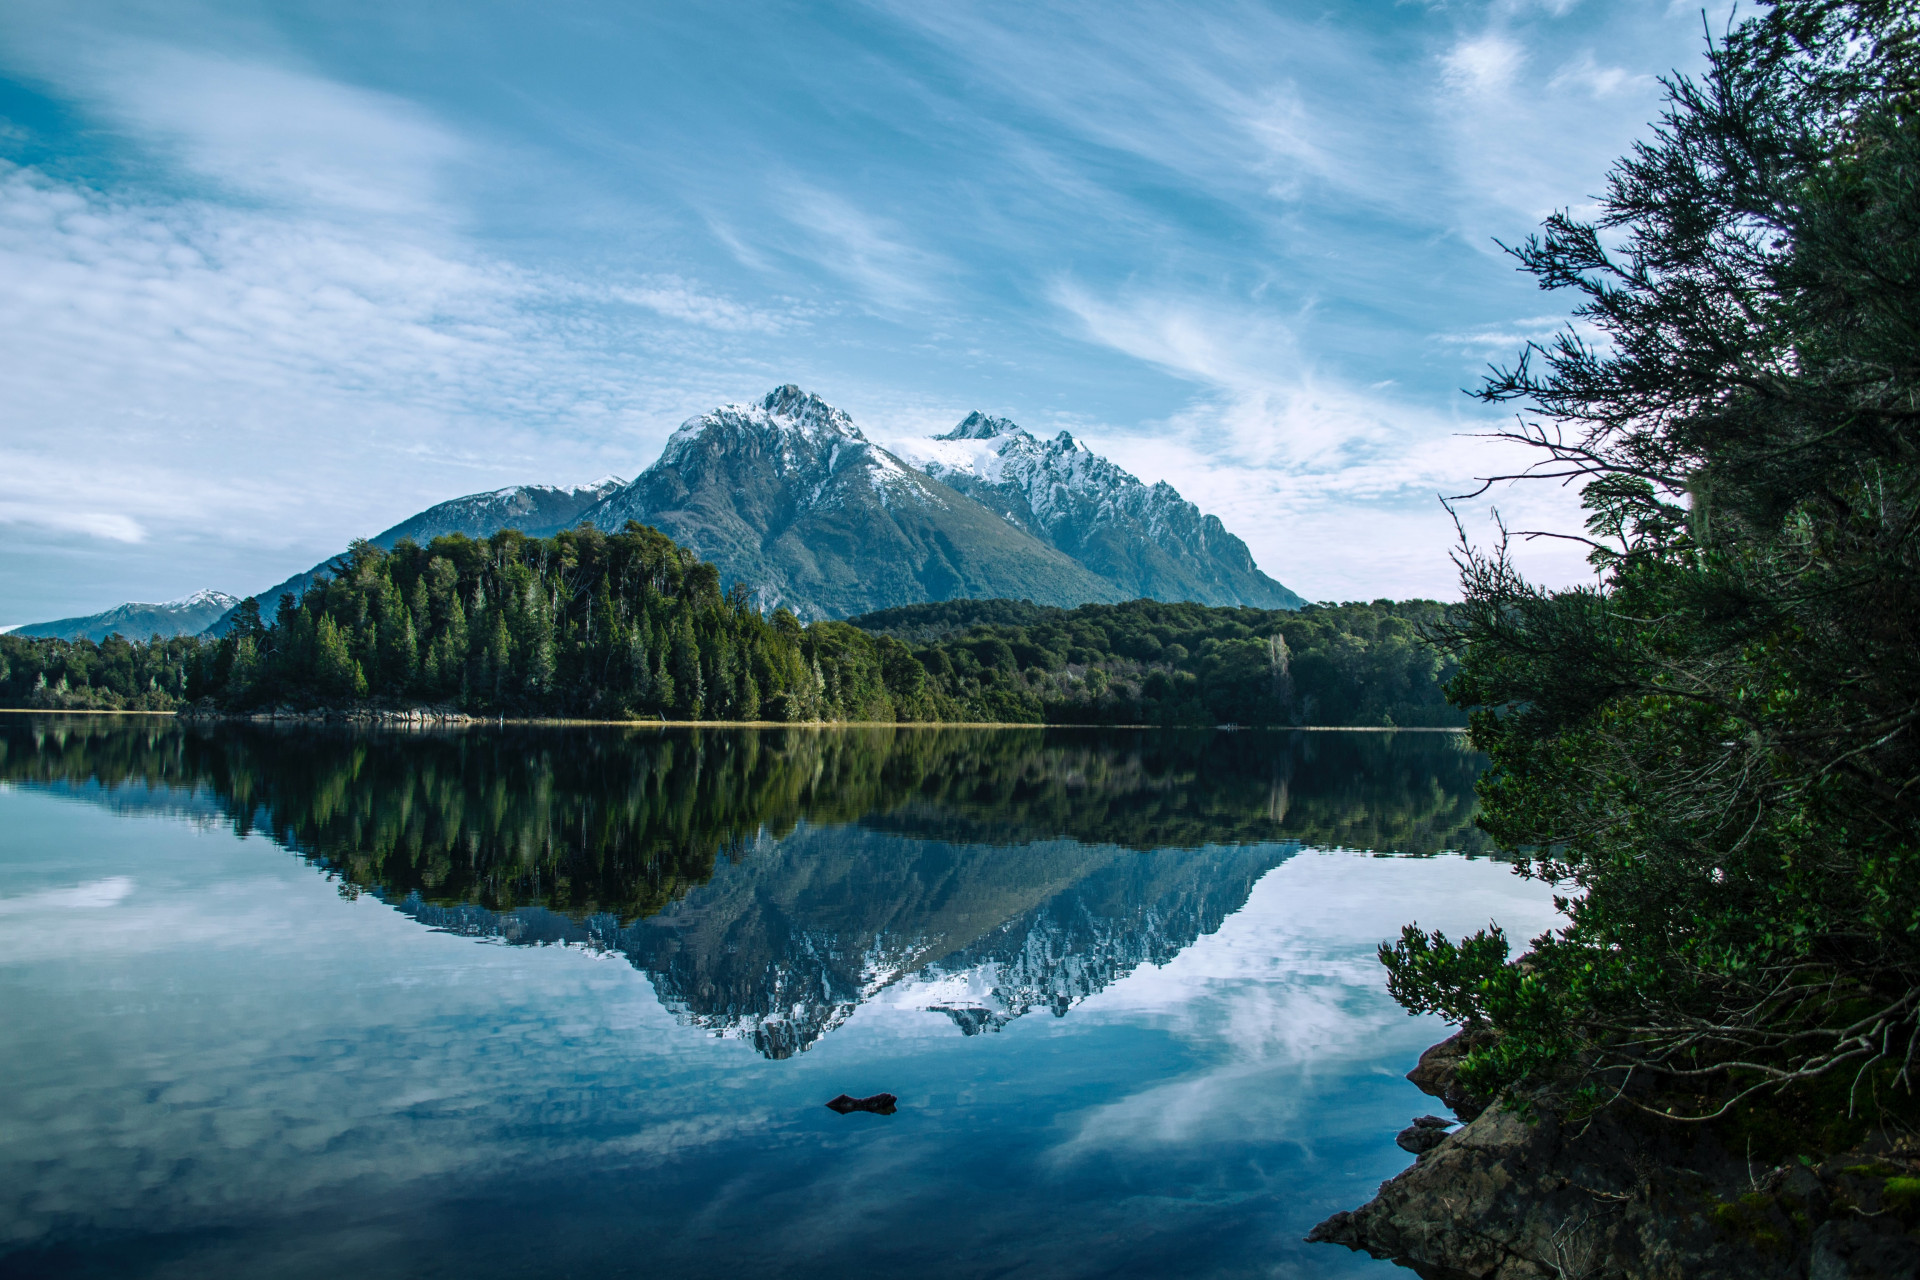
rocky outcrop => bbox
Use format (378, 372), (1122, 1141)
(906, 411), (1303, 609)
(578, 386), (1120, 620)
(1309, 1032), (1920, 1278)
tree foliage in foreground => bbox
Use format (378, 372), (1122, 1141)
(1382, 0), (1920, 1127)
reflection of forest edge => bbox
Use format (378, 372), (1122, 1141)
(4, 716), (1493, 1058)
(2, 717), (1490, 922)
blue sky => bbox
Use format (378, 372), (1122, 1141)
(0, 0), (1726, 623)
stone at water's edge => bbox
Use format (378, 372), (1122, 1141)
(1307, 1032), (1920, 1279)
(1404, 1030), (1490, 1122)
(1394, 1116), (1456, 1156)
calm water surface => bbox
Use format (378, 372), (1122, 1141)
(0, 718), (1560, 1279)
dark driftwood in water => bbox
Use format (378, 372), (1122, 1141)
(825, 1093), (897, 1115)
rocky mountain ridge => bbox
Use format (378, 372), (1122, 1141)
(202, 478), (624, 636)
(375, 477), (626, 546)
(906, 412), (1303, 610)
(396, 827), (1293, 1059)
(572, 386), (1123, 619)
(21, 385), (1301, 637)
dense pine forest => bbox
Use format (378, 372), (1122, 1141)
(0, 522), (1462, 726)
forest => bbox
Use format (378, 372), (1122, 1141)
(0, 525), (1461, 727)
(854, 597), (1461, 726)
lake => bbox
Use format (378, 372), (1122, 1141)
(0, 717), (1560, 1279)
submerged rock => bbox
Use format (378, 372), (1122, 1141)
(825, 1093), (898, 1115)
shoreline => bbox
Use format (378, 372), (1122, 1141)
(1315, 1032), (1920, 1277)
(0, 708), (1467, 731)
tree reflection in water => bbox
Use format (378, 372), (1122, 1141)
(2, 717), (1491, 1057)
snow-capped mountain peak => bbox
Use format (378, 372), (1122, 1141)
(662, 385), (869, 464)
(902, 410), (1303, 610)
(575, 386), (1120, 620)
(12, 590), (246, 642)
(171, 589), (241, 610)
(938, 410), (1021, 442)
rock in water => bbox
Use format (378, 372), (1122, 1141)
(825, 1093), (897, 1115)
(1394, 1116), (1456, 1155)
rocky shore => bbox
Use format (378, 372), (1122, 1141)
(1310, 1033), (1920, 1278)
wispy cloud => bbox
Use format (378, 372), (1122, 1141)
(0, 1), (1731, 616)
(611, 278), (798, 334)
(9, 38), (469, 226)
(1442, 34), (1528, 97)
(1047, 280), (1596, 597)
(0, 142), (785, 610)
(774, 182), (950, 309)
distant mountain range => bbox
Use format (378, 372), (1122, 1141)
(20, 386), (1301, 638)
(9, 590), (240, 642)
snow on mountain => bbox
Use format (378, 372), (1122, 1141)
(12, 591), (243, 642)
(615, 384), (945, 518)
(390, 830), (1290, 1061)
(579, 386), (1120, 620)
(190, 385), (1301, 640)
(901, 412), (1303, 610)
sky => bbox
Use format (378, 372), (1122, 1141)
(0, 0), (1731, 624)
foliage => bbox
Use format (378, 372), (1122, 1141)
(854, 597), (1464, 726)
(193, 523), (936, 721)
(1381, 0), (1920, 1124)
(6, 528), (1463, 728)
(0, 631), (201, 710)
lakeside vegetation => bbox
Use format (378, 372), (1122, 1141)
(1, 531), (1462, 726)
(853, 597), (1459, 726)
(1382, 0), (1920, 1147)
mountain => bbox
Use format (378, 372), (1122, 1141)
(199, 384), (1302, 634)
(577, 386), (1122, 620)
(904, 412), (1304, 610)
(11, 590), (241, 642)
(205, 478), (624, 635)
(6, 722), (1489, 1058)
(396, 828), (1294, 1060)
(373, 477), (626, 545)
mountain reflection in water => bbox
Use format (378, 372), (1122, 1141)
(2, 718), (1488, 1060)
